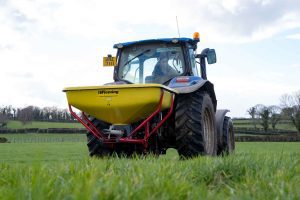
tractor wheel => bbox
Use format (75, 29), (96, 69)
(218, 117), (235, 155)
(86, 118), (112, 157)
(175, 91), (217, 158)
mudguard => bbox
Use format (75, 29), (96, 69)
(168, 76), (217, 110)
(168, 76), (207, 93)
(215, 109), (230, 144)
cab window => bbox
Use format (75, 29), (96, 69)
(189, 48), (199, 76)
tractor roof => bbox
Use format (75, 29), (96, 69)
(113, 38), (198, 49)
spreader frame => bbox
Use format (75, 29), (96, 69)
(68, 90), (175, 150)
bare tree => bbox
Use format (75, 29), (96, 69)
(42, 107), (52, 121)
(269, 105), (281, 131)
(12, 107), (17, 119)
(280, 90), (300, 133)
(247, 106), (257, 130)
(0, 113), (8, 128)
(18, 106), (34, 125)
(256, 105), (270, 132)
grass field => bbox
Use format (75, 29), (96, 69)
(4, 119), (298, 132)
(6, 120), (83, 129)
(233, 119), (297, 131)
(1, 133), (86, 143)
(0, 134), (299, 199)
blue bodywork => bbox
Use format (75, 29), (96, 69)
(113, 38), (198, 48)
(168, 76), (202, 88)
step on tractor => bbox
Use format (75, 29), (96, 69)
(63, 32), (235, 158)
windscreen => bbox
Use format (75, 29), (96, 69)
(118, 43), (185, 84)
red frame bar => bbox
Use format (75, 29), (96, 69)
(68, 90), (175, 150)
(68, 104), (103, 139)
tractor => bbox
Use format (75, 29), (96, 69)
(63, 32), (235, 158)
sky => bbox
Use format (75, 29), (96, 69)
(0, 0), (299, 117)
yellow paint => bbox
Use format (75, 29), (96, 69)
(63, 84), (177, 125)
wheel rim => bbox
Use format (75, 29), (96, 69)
(203, 108), (214, 154)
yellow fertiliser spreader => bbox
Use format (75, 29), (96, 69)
(64, 84), (176, 125)
(63, 33), (235, 158)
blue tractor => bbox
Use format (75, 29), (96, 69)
(64, 32), (235, 158)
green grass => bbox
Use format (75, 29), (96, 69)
(1, 133), (86, 143)
(4, 119), (298, 132)
(0, 139), (299, 199)
(6, 120), (83, 129)
(0, 142), (88, 163)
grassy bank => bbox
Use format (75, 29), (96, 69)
(0, 142), (299, 199)
(0, 133), (86, 143)
(5, 120), (83, 129)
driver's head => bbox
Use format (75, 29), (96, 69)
(158, 52), (169, 65)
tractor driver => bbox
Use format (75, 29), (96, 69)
(152, 52), (179, 84)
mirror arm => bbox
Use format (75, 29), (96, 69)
(200, 56), (207, 80)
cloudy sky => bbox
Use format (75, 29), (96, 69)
(0, 0), (299, 117)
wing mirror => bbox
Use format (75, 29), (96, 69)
(195, 48), (217, 80)
(196, 48), (217, 64)
(206, 49), (216, 64)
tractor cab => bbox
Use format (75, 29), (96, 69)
(108, 33), (215, 85)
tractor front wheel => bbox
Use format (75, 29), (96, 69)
(175, 91), (217, 158)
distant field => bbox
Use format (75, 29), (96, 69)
(6, 120), (83, 129)
(1, 133), (86, 143)
(3, 119), (298, 132)
(233, 119), (297, 131)
(0, 138), (299, 199)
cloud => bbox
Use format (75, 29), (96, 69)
(286, 33), (300, 40)
(291, 64), (300, 69)
(174, 0), (300, 43)
(3, 0), (300, 44)
(0, 0), (299, 116)
(3, 0), (178, 41)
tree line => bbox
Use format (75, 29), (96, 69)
(0, 105), (76, 126)
(247, 90), (300, 133)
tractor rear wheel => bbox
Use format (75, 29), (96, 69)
(218, 116), (235, 155)
(86, 118), (112, 157)
(175, 91), (217, 158)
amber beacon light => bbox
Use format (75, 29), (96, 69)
(193, 32), (200, 41)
